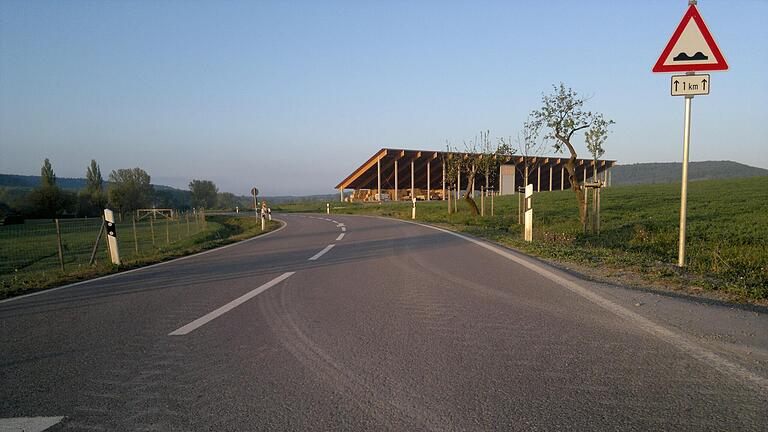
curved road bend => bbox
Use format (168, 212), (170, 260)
(1, 213), (766, 431)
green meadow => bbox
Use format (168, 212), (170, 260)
(0, 215), (279, 299)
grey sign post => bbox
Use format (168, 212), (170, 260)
(251, 187), (259, 217)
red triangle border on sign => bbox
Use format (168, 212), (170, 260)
(652, 5), (728, 73)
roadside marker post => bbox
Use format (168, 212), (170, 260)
(261, 201), (268, 231)
(326, 203), (330, 214)
(524, 184), (533, 242)
(103, 209), (121, 265)
(412, 198), (416, 220)
(653, 0), (727, 267)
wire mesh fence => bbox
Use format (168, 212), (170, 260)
(0, 210), (209, 289)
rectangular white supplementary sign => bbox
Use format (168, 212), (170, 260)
(671, 74), (710, 96)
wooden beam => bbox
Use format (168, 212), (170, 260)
(336, 148), (387, 189)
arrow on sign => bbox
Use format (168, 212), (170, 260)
(701, 79), (707, 90)
(674, 80), (680, 91)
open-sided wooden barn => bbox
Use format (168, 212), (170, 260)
(335, 148), (616, 202)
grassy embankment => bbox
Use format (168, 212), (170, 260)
(0, 215), (280, 299)
(275, 176), (768, 303)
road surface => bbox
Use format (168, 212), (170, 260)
(1, 213), (767, 431)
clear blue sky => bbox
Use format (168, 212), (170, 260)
(1, 0), (766, 195)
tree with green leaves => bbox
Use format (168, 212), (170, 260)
(530, 83), (613, 224)
(41, 158), (56, 187)
(585, 116), (611, 174)
(189, 179), (218, 209)
(85, 160), (103, 194)
(26, 158), (73, 218)
(216, 192), (239, 210)
(108, 168), (153, 216)
(78, 159), (106, 216)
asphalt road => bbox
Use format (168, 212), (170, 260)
(1, 213), (766, 431)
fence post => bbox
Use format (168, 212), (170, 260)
(54, 219), (65, 272)
(150, 216), (156, 246)
(480, 186), (485, 217)
(89, 219), (106, 266)
(165, 217), (170, 244)
(176, 213), (181, 241)
(132, 217), (139, 256)
(201, 208), (206, 230)
(491, 190), (494, 217)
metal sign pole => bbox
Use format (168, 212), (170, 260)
(678, 95), (693, 267)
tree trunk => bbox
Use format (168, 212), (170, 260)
(464, 171), (480, 215)
(447, 188), (453, 214)
(559, 136), (587, 225)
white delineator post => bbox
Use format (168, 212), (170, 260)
(412, 198), (416, 220)
(326, 203), (330, 214)
(524, 184), (533, 242)
(103, 209), (121, 265)
(678, 93), (693, 267)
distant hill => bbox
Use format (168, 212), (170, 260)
(0, 174), (181, 192)
(610, 161), (768, 186)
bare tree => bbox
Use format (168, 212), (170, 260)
(530, 83), (613, 224)
(460, 137), (481, 216)
(441, 143), (459, 214)
(476, 130), (497, 194)
(500, 119), (547, 191)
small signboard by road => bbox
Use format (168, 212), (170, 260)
(671, 74), (710, 96)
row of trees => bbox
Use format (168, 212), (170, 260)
(443, 83), (613, 224)
(0, 160), (250, 219)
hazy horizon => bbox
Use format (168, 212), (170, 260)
(2, 0), (767, 196)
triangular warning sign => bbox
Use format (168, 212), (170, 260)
(653, 4), (728, 73)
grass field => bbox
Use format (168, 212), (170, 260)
(275, 176), (768, 303)
(0, 214), (280, 299)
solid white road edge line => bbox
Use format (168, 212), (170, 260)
(0, 219), (288, 305)
(308, 244), (335, 261)
(336, 233), (346, 241)
(169, 272), (295, 336)
(392, 217), (768, 393)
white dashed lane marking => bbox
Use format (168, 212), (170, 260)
(0, 417), (64, 431)
(169, 272), (295, 336)
(308, 244), (335, 261)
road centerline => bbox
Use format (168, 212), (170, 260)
(308, 244), (335, 261)
(168, 272), (295, 336)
